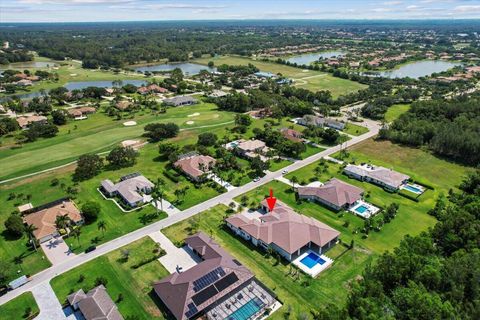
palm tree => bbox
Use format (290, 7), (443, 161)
(151, 178), (165, 214)
(97, 220), (107, 237)
(55, 214), (71, 236)
(24, 224), (38, 252)
(290, 175), (299, 190)
(71, 227), (81, 247)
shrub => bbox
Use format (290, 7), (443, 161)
(4, 214), (24, 237)
(81, 201), (101, 223)
(94, 276), (108, 287)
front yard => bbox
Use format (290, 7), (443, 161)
(51, 237), (169, 320)
(0, 292), (39, 320)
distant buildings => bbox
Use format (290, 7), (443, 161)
(344, 164), (410, 191)
(22, 199), (84, 243)
(297, 178), (363, 211)
(154, 232), (276, 320)
(226, 200), (340, 262)
(163, 95), (198, 107)
(137, 84), (168, 95)
(101, 173), (154, 207)
(174, 154), (216, 182)
(68, 285), (123, 320)
(280, 128), (303, 143)
(67, 106), (96, 120)
(16, 115), (48, 130)
(297, 115), (345, 131)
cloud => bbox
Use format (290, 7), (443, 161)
(19, 0), (133, 3)
(454, 5), (480, 12)
(382, 1), (402, 5)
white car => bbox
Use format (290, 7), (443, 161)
(253, 177), (260, 182)
(282, 170), (288, 174)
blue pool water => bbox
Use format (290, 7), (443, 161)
(404, 185), (423, 194)
(354, 205), (369, 214)
(227, 298), (265, 320)
(300, 252), (326, 269)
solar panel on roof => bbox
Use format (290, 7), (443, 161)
(213, 272), (239, 292)
(191, 284), (219, 306)
(192, 267), (225, 292)
(185, 303), (198, 319)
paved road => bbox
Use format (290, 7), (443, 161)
(0, 121), (379, 306)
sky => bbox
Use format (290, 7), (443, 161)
(1, 0), (480, 23)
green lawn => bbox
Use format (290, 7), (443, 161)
(0, 102), (235, 181)
(0, 292), (39, 320)
(163, 205), (374, 319)
(343, 123), (369, 136)
(193, 55), (367, 97)
(0, 56), (150, 98)
(51, 237), (169, 320)
(384, 104), (410, 123)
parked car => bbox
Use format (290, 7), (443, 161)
(85, 245), (96, 253)
(282, 170), (288, 174)
(253, 177), (260, 182)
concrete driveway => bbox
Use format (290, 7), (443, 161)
(41, 237), (76, 265)
(149, 231), (199, 273)
(32, 282), (66, 320)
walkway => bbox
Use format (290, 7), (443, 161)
(148, 231), (199, 273)
(32, 282), (66, 320)
(146, 196), (180, 216)
(0, 121), (380, 305)
(208, 173), (236, 191)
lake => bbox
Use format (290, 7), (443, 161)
(365, 60), (461, 79)
(133, 62), (216, 75)
(286, 51), (344, 65)
(0, 79), (147, 101)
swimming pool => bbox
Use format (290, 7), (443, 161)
(354, 205), (369, 214)
(403, 184), (423, 194)
(227, 298), (265, 320)
(300, 252), (326, 269)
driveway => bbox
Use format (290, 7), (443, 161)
(32, 281), (66, 320)
(149, 231), (199, 273)
(145, 195), (180, 216)
(40, 237), (76, 265)
(208, 173), (236, 191)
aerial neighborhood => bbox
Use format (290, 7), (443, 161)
(0, 6), (478, 320)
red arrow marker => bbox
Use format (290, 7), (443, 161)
(266, 189), (277, 212)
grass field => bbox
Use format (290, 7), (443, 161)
(384, 104), (410, 123)
(343, 123), (369, 136)
(0, 292), (39, 320)
(0, 102), (235, 181)
(0, 56), (150, 98)
(51, 237), (169, 320)
(193, 55), (367, 97)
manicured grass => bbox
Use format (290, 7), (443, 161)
(163, 205), (374, 319)
(343, 123), (369, 136)
(51, 237), (169, 320)
(269, 159), (293, 172)
(0, 103), (235, 181)
(0, 292), (39, 320)
(384, 104), (410, 122)
(0, 57), (150, 98)
(193, 55), (367, 97)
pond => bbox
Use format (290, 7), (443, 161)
(133, 62), (216, 75)
(286, 51), (344, 65)
(364, 60), (462, 79)
(0, 61), (57, 70)
(0, 79), (147, 101)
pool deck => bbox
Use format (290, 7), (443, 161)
(349, 200), (380, 219)
(292, 250), (333, 278)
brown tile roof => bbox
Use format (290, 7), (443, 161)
(174, 155), (216, 179)
(237, 139), (266, 152)
(153, 232), (254, 320)
(67, 107), (96, 117)
(226, 201), (340, 254)
(16, 115), (47, 128)
(23, 200), (83, 240)
(115, 101), (132, 110)
(69, 285), (123, 320)
(297, 178), (363, 207)
(280, 128), (303, 142)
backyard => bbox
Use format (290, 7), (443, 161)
(50, 237), (169, 320)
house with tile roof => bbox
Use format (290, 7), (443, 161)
(100, 173), (154, 207)
(68, 285), (123, 320)
(225, 200), (340, 262)
(344, 163), (410, 191)
(153, 232), (276, 320)
(297, 178), (364, 211)
(22, 199), (84, 243)
(174, 154), (216, 182)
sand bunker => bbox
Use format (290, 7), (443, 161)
(302, 69), (310, 72)
(186, 121), (195, 125)
(213, 114), (220, 118)
(123, 121), (137, 126)
(187, 112), (200, 117)
(70, 73), (77, 76)
(122, 139), (140, 147)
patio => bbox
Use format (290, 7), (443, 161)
(292, 250), (333, 278)
(206, 280), (277, 320)
(349, 200), (380, 219)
